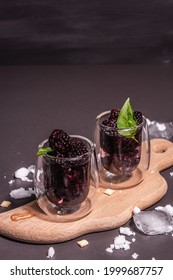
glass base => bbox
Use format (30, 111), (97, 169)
(99, 167), (143, 189)
(36, 193), (93, 222)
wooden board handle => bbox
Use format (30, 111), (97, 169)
(150, 138), (173, 172)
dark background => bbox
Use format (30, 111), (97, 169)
(0, 0), (173, 64)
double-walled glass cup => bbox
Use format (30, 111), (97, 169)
(34, 135), (98, 222)
(94, 111), (150, 189)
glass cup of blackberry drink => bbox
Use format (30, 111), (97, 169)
(34, 130), (98, 222)
(94, 98), (150, 189)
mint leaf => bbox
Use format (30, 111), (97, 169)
(117, 98), (138, 139)
(37, 147), (53, 156)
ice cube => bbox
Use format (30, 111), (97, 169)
(155, 204), (173, 216)
(133, 210), (173, 235)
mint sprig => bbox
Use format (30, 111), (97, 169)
(37, 147), (53, 156)
(117, 98), (138, 140)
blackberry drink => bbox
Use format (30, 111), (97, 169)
(100, 109), (143, 175)
(35, 130), (93, 216)
(95, 98), (150, 187)
(45, 141), (90, 211)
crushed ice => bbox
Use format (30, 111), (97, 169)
(114, 235), (131, 250)
(106, 226), (137, 258)
(132, 252), (139, 259)
(14, 165), (35, 182)
(119, 226), (135, 236)
(47, 247), (55, 259)
(8, 165), (35, 199)
(10, 187), (35, 199)
(147, 119), (173, 141)
(133, 206), (141, 215)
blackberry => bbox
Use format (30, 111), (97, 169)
(102, 109), (119, 127)
(109, 109), (119, 120)
(102, 118), (115, 127)
(49, 129), (70, 155)
(68, 137), (88, 157)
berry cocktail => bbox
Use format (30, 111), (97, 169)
(95, 98), (150, 187)
(35, 130), (98, 221)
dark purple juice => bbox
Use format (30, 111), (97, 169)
(100, 112), (143, 174)
(43, 149), (90, 210)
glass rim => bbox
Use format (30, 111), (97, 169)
(97, 110), (145, 131)
(38, 135), (94, 161)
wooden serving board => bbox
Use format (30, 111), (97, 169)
(0, 138), (173, 244)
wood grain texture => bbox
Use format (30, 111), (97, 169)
(0, 138), (173, 244)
